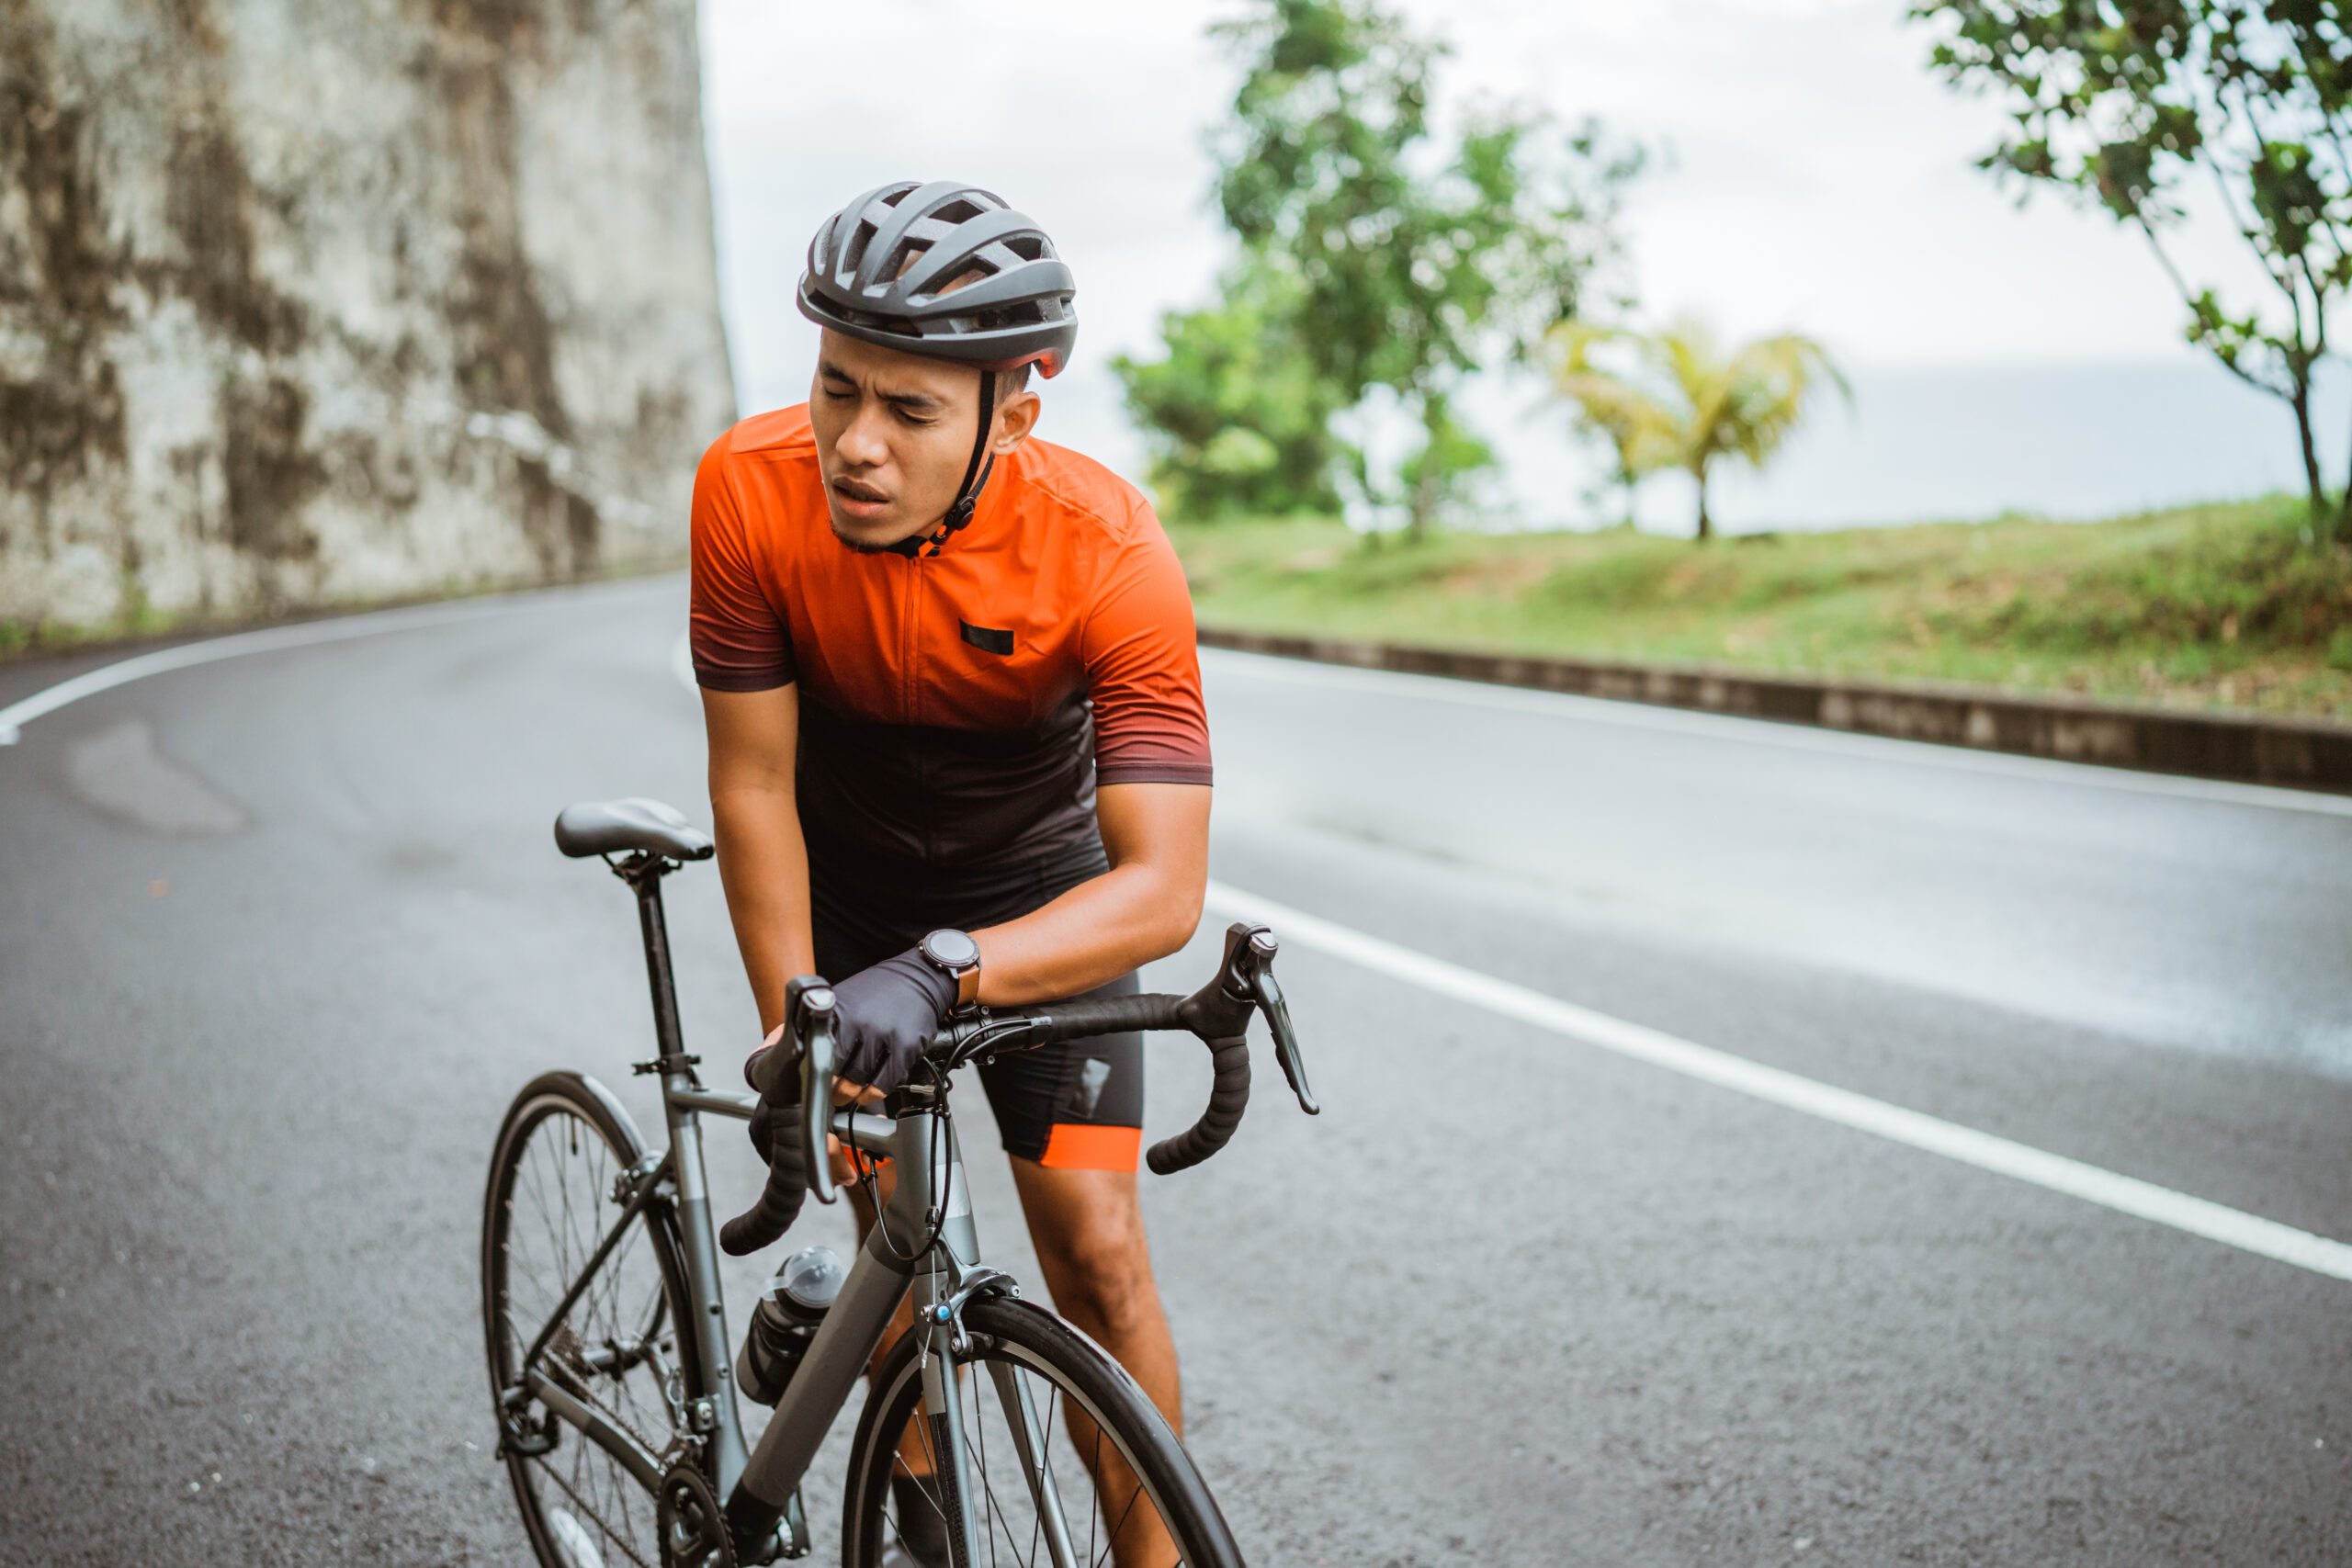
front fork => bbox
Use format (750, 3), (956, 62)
(904, 1098), (991, 1561)
(917, 1307), (984, 1564)
(910, 1253), (1080, 1568)
(722, 1092), (993, 1561)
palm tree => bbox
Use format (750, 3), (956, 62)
(1548, 316), (1849, 540)
(1548, 322), (1682, 526)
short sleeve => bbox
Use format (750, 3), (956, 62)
(688, 435), (795, 692)
(1081, 511), (1213, 787)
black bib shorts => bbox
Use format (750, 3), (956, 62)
(808, 827), (1146, 1173)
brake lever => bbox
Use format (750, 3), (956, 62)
(783, 976), (840, 1206)
(1230, 927), (1318, 1116)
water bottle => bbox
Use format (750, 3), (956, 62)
(735, 1245), (845, 1406)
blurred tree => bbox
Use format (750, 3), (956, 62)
(1394, 391), (1498, 528)
(1547, 321), (1683, 526)
(1546, 319), (1849, 541)
(1112, 263), (1351, 519)
(1208, 0), (1639, 536)
(1912, 1), (2352, 540)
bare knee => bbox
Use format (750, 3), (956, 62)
(1039, 1217), (1159, 1335)
(1013, 1168), (1161, 1336)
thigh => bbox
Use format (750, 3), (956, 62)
(977, 971), (1145, 1170)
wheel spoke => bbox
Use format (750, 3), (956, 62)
(488, 1095), (682, 1568)
(865, 1329), (1211, 1568)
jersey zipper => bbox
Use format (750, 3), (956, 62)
(903, 553), (929, 858)
(900, 555), (921, 723)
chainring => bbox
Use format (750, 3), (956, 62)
(658, 1461), (739, 1568)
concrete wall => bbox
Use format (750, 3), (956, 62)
(0, 0), (736, 631)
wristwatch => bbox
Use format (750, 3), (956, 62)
(919, 929), (983, 1010)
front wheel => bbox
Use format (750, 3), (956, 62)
(842, 1294), (1245, 1568)
(482, 1072), (704, 1568)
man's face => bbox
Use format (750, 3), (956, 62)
(808, 331), (1035, 549)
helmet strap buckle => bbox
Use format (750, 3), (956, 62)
(905, 368), (998, 560)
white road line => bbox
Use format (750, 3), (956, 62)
(1202, 647), (2352, 819)
(0, 579), (673, 745)
(1205, 879), (2352, 1284)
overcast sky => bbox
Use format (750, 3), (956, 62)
(697, 0), (2311, 526)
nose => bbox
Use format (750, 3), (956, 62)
(835, 398), (891, 469)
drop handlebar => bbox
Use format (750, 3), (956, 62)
(729, 923), (1316, 1249)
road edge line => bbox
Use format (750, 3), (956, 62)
(0, 579), (671, 743)
(1204, 879), (2352, 1284)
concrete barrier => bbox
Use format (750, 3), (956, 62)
(1196, 627), (2352, 795)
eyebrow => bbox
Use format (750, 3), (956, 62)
(819, 359), (944, 413)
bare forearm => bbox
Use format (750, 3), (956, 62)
(711, 788), (814, 1035)
(970, 864), (1198, 1004)
(971, 783), (1213, 1005)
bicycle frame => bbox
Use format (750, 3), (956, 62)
(514, 853), (1008, 1562)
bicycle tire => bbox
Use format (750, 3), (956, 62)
(841, 1294), (1245, 1568)
(483, 1072), (707, 1568)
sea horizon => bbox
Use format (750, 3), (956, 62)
(732, 355), (2349, 538)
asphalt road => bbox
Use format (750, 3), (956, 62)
(3, 574), (2347, 1566)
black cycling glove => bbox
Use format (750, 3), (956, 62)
(831, 947), (956, 1098)
(718, 1047), (810, 1257)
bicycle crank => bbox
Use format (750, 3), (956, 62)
(658, 1462), (738, 1568)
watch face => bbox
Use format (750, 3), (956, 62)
(922, 929), (979, 971)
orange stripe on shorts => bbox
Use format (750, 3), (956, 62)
(1037, 1123), (1142, 1171)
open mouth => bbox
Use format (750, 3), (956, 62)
(831, 478), (889, 511)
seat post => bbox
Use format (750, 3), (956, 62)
(615, 851), (752, 1494)
(616, 854), (688, 1070)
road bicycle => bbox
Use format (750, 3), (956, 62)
(480, 797), (1317, 1567)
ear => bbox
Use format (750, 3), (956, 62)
(990, 386), (1043, 453)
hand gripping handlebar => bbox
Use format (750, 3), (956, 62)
(732, 923), (1317, 1247)
(715, 976), (841, 1257)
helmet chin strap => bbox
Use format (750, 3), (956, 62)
(887, 368), (997, 559)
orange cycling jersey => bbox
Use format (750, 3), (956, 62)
(688, 403), (1212, 901)
(689, 406), (1210, 1174)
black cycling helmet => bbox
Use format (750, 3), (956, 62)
(797, 181), (1078, 378)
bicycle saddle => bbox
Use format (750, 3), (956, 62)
(552, 797), (715, 862)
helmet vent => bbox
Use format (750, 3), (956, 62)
(798, 180), (1080, 377)
(840, 219), (876, 281)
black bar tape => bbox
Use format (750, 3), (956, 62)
(1145, 1035), (1251, 1175)
(718, 1100), (808, 1257)
(1035, 991), (1185, 1043)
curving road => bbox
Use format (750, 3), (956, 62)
(2, 576), (2347, 1565)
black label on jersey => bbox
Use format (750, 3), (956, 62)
(959, 621), (1015, 655)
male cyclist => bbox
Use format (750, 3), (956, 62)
(692, 181), (1211, 1567)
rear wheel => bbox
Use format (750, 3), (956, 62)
(842, 1294), (1244, 1568)
(483, 1073), (704, 1568)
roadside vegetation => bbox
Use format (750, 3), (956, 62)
(1115, 0), (1645, 536)
(1912, 0), (2352, 545)
(1119, 2), (2352, 733)
(1170, 497), (2352, 720)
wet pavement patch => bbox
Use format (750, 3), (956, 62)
(62, 718), (248, 835)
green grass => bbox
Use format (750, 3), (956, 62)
(1167, 497), (2352, 721)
